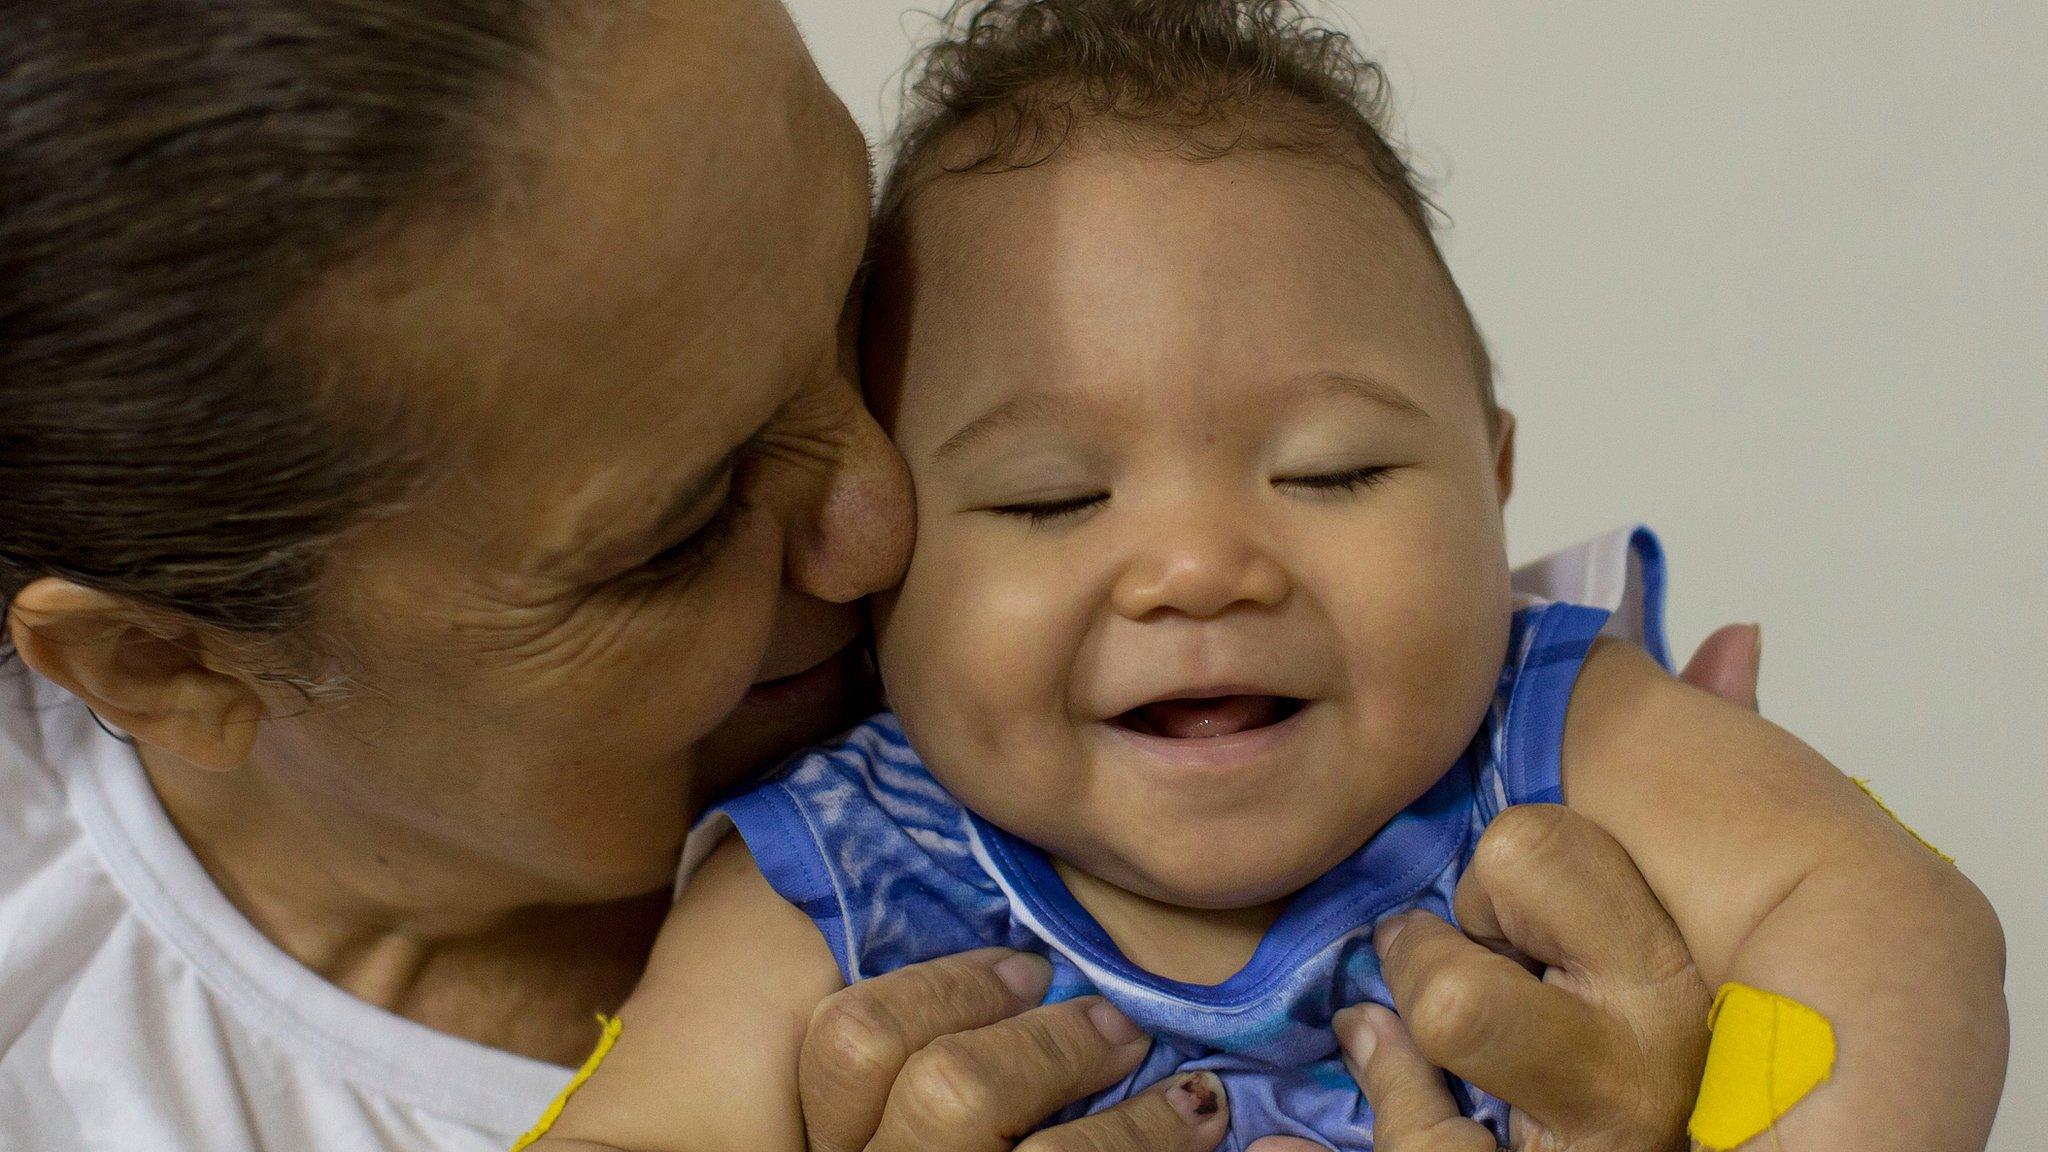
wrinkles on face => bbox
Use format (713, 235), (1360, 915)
(244, 0), (902, 904)
(755, 374), (867, 475)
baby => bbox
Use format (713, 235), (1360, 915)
(536, 2), (2005, 1150)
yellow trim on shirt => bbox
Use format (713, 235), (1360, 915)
(510, 1014), (623, 1151)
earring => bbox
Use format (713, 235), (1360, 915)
(85, 705), (137, 746)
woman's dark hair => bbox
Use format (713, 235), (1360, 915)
(876, 0), (1495, 413)
(1, 1), (560, 658)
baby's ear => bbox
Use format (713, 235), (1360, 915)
(6, 578), (265, 772)
(1491, 409), (1517, 504)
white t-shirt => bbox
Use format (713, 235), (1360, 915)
(0, 664), (573, 1151)
(0, 527), (1662, 1152)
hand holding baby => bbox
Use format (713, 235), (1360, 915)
(775, 629), (1760, 1152)
(1248, 626), (1758, 1152)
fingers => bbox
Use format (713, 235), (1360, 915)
(861, 994), (1164, 1152)
(1371, 907), (1609, 1124)
(1431, 806), (1709, 1139)
(1678, 622), (1761, 711)
(799, 947), (1055, 1152)
(1450, 804), (1688, 981)
(1335, 1003), (1496, 1152)
(1015, 1071), (1232, 1152)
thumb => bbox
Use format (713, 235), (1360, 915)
(1336, 1004), (1498, 1152)
(1679, 622), (1761, 711)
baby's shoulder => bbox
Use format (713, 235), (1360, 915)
(1472, 600), (1618, 810)
(551, 830), (838, 1152)
(694, 712), (1012, 983)
(754, 712), (968, 825)
(671, 832), (845, 987)
(1558, 634), (1846, 845)
(712, 712), (983, 885)
(1563, 634), (1747, 751)
(1559, 636), (1712, 786)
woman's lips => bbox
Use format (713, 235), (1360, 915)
(742, 640), (864, 712)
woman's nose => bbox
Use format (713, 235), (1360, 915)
(783, 397), (915, 604)
(1109, 514), (1290, 621)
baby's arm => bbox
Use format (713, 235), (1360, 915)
(527, 834), (845, 1152)
(1561, 640), (2007, 1152)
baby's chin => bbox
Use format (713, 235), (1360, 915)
(1024, 754), (1430, 911)
(1067, 819), (1376, 911)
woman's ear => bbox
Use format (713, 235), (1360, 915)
(1492, 409), (1517, 505)
(7, 578), (265, 771)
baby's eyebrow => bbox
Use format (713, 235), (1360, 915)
(930, 392), (1078, 465)
(929, 371), (1427, 467)
(1293, 371), (1432, 421)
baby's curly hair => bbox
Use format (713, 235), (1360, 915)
(874, 0), (1496, 410)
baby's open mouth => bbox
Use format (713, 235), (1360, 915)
(1112, 695), (1307, 739)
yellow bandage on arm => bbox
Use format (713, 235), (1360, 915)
(510, 1014), (623, 1152)
(1850, 777), (1954, 863)
(1688, 984), (1835, 1151)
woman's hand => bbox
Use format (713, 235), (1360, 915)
(1341, 805), (1713, 1152)
(1249, 624), (1762, 1152)
(797, 947), (1229, 1152)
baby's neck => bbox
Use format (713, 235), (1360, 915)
(1052, 858), (1289, 986)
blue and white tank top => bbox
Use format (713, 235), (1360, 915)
(682, 528), (1671, 1152)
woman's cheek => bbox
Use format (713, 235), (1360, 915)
(596, 525), (789, 731)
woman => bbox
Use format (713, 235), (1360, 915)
(0, 1), (1757, 1148)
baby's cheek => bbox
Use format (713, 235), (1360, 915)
(1350, 594), (1506, 771)
(904, 573), (1085, 817)
(883, 560), (1034, 735)
(951, 584), (1070, 740)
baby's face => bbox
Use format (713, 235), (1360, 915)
(868, 146), (1514, 910)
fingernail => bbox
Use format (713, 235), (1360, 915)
(1337, 1007), (1378, 1069)
(1164, 1071), (1225, 1125)
(993, 952), (1052, 1002)
(1331, 1002), (1363, 1035)
(1087, 999), (1145, 1047)
(1373, 912), (1410, 953)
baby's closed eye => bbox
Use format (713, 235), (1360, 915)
(982, 465), (1400, 521)
(986, 490), (1109, 525)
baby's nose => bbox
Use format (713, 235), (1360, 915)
(1109, 522), (1290, 620)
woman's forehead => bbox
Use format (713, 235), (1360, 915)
(306, 0), (872, 576)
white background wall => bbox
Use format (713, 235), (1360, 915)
(787, 1), (2047, 1142)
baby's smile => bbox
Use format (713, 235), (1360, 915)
(1108, 693), (1308, 741)
(1082, 633), (1327, 775)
